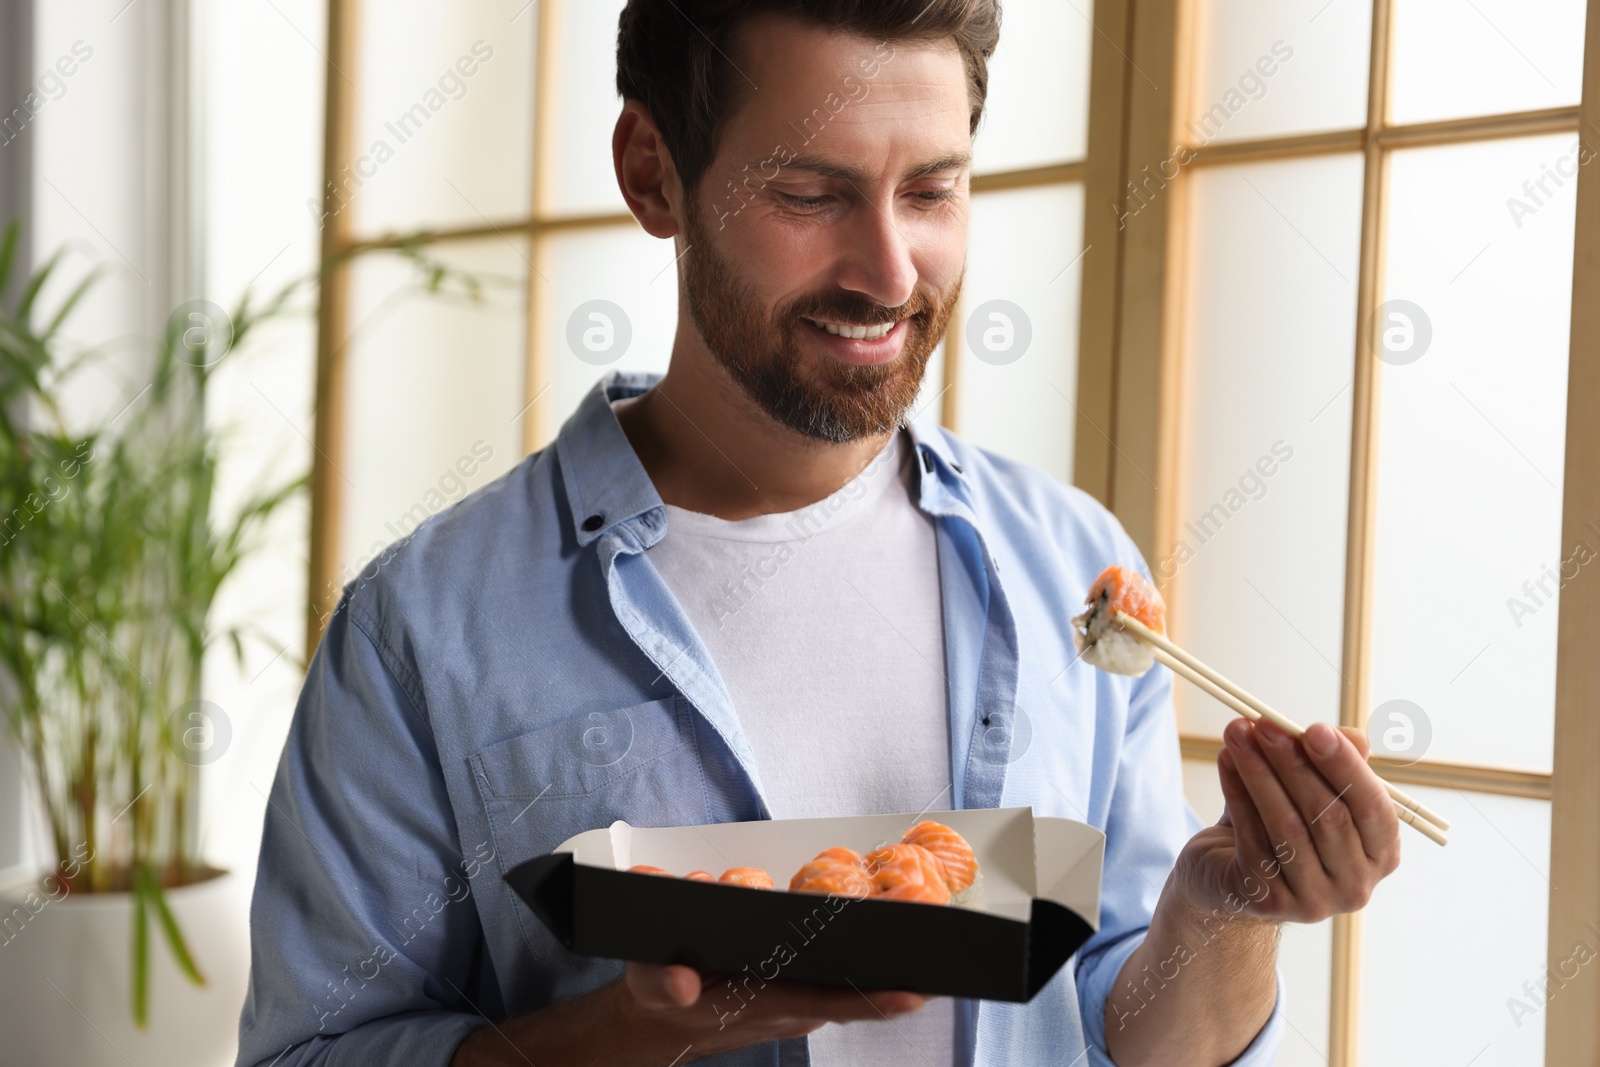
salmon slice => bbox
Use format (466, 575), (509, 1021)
(863, 843), (952, 905)
(718, 866), (775, 889)
(790, 863), (875, 898)
(789, 846), (872, 896)
(901, 821), (978, 893)
(1072, 564), (1168, 676)
(1084, 564), (1166, 632)
(876, 881), (952, 904)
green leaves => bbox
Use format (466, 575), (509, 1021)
(0, 219), (18, 297)
(132, 870), (149, 1028)
(148, 874), (205, 987)
(129, 865), (206, 1030)
(2, 216), (498, 1026)
(0, 219), (304, 1022)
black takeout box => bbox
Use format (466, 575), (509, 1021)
(504, 806), (1105, 1003)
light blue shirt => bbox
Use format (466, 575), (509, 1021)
(238, 371), (1286, 1066)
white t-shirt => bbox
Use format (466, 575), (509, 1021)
(643, 426), (956, 1065)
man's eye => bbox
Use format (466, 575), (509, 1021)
(915, 189), (957, 204)
(776, 192), (832, 209)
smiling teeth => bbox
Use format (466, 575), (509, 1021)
(810, 319), (894, 340)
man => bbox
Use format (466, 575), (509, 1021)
(238, 1), (1402, 1064)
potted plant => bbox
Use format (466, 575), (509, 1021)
(0, 217), (311, 1063)
(0, 222), (520, 1063)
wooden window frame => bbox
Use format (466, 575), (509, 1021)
(1083, 0), (1600, 1061)
(308, 0), (1600, 1059)
(305, 0), (1096, 642)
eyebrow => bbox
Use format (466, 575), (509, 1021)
(776, 150), (972, 184)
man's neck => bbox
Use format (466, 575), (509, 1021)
(614, 355), (897, 522)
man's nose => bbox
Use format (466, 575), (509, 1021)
(833, 201), (918, 312)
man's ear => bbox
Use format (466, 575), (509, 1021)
(614, 100), (684, 240)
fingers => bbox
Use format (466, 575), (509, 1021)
(625, 962), (705, 1010)
(1216, 745), (1274, 877)
(708, 980), (927, 1042)
(625, 960), (930, 1030)
(756, 982), (927, 1025)
(1223, 718), (1325, 887)
(1229, 717), (1401, 917)
(1341, 724), (1372, 760)
(1302, 722), (1401, 877)
(1251, 720), (1363, 884)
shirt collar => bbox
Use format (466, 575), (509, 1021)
(555, 371), (666, 548)
(903, 394), (972, 513)
(555, 370), (970, 547)
(904, 396), (965, 478)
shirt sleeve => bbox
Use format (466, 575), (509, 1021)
(1070, 564), (1287, 1066)
(236, 591), (492, 1066)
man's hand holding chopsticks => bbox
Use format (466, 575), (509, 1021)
(1104, 720), (1402, 1067)
(1187, 718), (1403, 923)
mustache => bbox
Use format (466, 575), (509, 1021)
(786, 290), (934, 327)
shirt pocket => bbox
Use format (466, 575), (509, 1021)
(469, 695), (712, 965)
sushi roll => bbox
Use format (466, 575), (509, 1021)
(810, 846), (866, 868)
(683, 870), (715, 881)
(863, 843), (952, 905)
(718, 867), (775, 889)
(789, 847), (873, 898)
(900, 821), (978, 894)
(790, 863), (875, 898)
(626, 864), (672, 876)
(1070, 564), (1167, 676)
(875, 881), (952, 904)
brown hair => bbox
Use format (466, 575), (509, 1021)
(616, 0), (1002, 194)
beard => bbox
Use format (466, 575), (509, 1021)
(680, 199), (962, 443)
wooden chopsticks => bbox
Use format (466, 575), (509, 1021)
(1112, 610), (1450, 848)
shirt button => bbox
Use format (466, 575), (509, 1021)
(582, 514), (605, 532)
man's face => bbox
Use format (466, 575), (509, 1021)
(680, 15), (971, 443)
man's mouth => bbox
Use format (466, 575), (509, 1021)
(803, 317), (899, 341)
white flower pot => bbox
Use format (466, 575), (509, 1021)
(0, 866), (250, 1067)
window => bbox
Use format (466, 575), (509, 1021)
(1096, 1), (1597, 1062)
(307, 2), (1600, 1061)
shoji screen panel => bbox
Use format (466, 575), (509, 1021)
(949, 0), (1094, 481)
(1143, 0), (1592, 1063)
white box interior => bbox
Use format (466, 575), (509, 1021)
(555, 806), (1105, 929)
